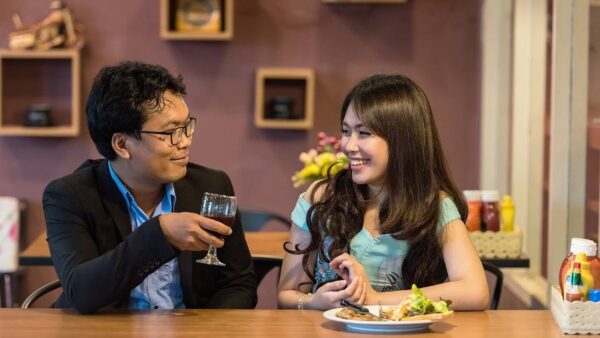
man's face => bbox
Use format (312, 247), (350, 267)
(126, 91), (193, 185)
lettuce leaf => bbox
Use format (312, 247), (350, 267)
(405, 284), (451, 314)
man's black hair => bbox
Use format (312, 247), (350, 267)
(86, 61), (187, 160)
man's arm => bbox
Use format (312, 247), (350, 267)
(43, 178), (178, 314)
(203, 172), (257, 308)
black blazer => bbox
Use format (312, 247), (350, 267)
(43, 160), (257, 314)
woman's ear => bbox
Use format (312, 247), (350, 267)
(112, 133), (131, 159)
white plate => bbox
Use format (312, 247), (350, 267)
(323, 305), (442, 334)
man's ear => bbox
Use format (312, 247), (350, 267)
(112, 133), (131, 159)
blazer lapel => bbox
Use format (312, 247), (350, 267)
(97, 160), (132, 240)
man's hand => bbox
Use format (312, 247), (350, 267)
(159, 212), (233, 251)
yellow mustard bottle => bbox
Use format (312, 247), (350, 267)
(575, 252), (594, 301)
(500, 195), (515, 232)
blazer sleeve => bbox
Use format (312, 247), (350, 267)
(43, 178), (178, 314)
(202, 172), (258, 308)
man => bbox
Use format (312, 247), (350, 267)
(43, 61), (257, 314)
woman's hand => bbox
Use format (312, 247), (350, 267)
(329, 253), (379, 305)
(308, 277), (368, 310)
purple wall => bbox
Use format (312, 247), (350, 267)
(0, 0), (481, 306)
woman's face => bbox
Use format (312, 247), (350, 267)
(341, 105), (389, 191)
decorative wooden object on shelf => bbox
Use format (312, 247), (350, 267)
(160, 0), (233, 41)
(0, 49), (80, 137)
(254, 68), (315, 130)
(322, 0), (407, 3)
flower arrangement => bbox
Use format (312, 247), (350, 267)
(291, 132), (348, 188)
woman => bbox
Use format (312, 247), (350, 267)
(277, 74), (489, 311)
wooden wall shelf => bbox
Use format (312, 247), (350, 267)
(254, 68), (315, 130)
(160, 0), (234, 41)
(0, 49), (81, 137)
(322, 0), (407, 3)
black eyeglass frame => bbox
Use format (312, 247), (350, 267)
(136, 117), (196, 146)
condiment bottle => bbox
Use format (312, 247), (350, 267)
(575, 252), (594, 301)
(565, 262), (583, 302)
(464, 190), (482, 232)
(559, 238), (600, 297)
(500, 195), (515, 232)
(481, 190), (500, 232)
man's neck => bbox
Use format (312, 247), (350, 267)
(110, 160), (164, 216)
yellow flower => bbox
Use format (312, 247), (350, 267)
(291, 132), (349, 188)
(301, 163), (321, 178)
(315, 152), (336, 167)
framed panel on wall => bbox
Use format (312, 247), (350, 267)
(0, 49), (81, 137)
(254, 68), (315, 130)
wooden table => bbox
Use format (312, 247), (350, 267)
(20, 231), (529, 268)
(19, 231), (289, 266)
(0, 309), (566, 337)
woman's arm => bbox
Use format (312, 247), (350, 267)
(330, 219), (490, 310)
(415, 219), (490, 310)
(278, 181), (367, 310)
(277, 223), (316, 308)
(277, 224), (366, 310)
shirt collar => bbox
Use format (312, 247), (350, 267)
(107, 161), (176, 213)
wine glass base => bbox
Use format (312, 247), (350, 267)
(196, 255), (226, 267)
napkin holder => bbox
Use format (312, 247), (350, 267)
(550, 285), (600, 334)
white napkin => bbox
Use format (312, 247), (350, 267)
(0, 197), (19, 273)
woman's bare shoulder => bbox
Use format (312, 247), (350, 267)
(305, 179), (329, 204)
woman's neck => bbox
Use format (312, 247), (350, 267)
(367, 184), (387, 205)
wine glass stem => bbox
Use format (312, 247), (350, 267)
(207, 245), (218, 257)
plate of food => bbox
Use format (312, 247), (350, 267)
(323, 285), (453, 333)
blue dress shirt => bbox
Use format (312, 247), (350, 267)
(108, 162), (185, 309)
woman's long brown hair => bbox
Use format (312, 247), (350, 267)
(286, 74), (467, 289)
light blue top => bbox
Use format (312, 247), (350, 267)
(291, 193), (461, 292)
(108, 162), (185, 309)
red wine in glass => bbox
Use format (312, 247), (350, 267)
(206, 215), (235, 239)
(196, 192), (236, 267)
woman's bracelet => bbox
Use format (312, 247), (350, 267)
(297, 293), (313, 310)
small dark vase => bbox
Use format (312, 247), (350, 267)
(267, 96), (294, 120)
(25, 104), (51, 127)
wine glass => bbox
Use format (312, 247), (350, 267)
(196, 192), (236, 266)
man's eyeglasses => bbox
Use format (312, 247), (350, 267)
(136, 117), (196, 146)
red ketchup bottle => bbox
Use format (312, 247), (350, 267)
(481, 190), (500, 232)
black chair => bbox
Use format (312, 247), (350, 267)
(21, 279), (61, 309)
(240, 210), (291, 232)
(240, 210), (290, 286)
(482, 261), (503, 310)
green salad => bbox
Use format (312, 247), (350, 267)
(403, 284), (452, 316)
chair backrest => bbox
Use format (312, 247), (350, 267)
(253, 256), (283, 286)
(21, 279), (61, 309)
(240, 210), (291, 232)
(482, 261), (503, 310)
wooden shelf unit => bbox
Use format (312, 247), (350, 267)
(160, 0), (234, 41)
(0, 49), (81, 137)
(254, 68), (315, 130)
(322, 0), (407, 3)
